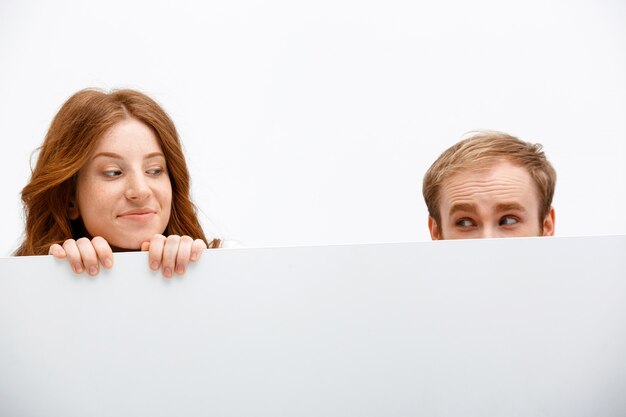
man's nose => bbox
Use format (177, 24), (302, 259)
(124, 172), (151, 200)
(479, 226), (498, 239)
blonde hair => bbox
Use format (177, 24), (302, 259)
(423, 131), (556, 226)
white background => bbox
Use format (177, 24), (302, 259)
(1, 0), (624, 254)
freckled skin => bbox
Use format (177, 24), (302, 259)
(71, 118), (173, 249)
(429, 160), (555, 240)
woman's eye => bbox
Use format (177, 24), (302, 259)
(456, 218), (475, 228)
(103, 170), (122, 177)
(146, 167), (164, 176)
(500, 216), (519, 226)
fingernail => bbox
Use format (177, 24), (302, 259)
(151, 261), (159, 270)
(104, 258), (113, 268)
(164, 267), (172, 278)
(176, 264), (185, 274)
(88, 266), (98, 276)
(74, 263), (83, 273)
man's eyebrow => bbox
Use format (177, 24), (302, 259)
(449, 203), (476, 216)
(495, 202), (527, 213)
(92, 152), (165, 160)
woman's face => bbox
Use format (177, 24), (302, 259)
(71, 118), (172, 250)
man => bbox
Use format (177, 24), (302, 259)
(423, 131), (556, 240)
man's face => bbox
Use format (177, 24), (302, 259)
(429, 160), (555, 240)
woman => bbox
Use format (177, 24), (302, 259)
(15, 88), (220, 277)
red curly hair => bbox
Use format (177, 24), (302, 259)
(16, 88), (219, 256)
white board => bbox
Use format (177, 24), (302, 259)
(1, 236), (625, 416)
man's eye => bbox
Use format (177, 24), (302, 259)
(103, 170), (122, 177)
(456, 218), (475, 228)
(499, 216), (519, 226)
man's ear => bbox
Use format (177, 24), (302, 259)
(542, 207), (555, 236)
(428, 216), (442, 240)
(68, 197), (79, 220)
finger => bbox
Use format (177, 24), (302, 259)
(48, 243), (67, 259)
(174, 236), (194, 275)
(141, 241), (150, 252)
(148, 234), (166, 271)
(161, 235), (181, 278)
(91, 236), (114, 269)
(189, 239), (208, 262)
(62, 239), (84, 274)
(76, 237), (100, 276)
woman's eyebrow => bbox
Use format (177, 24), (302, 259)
(144, 152), (165, 159)
(91, 152), (165, 160)
(92, 152), (122, 160)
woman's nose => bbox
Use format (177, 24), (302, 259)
(124, 173), (151, 200)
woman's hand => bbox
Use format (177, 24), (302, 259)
(48, 237), (114, 276)
(141, 235), (207, 278)
(48, 234), (205, 278)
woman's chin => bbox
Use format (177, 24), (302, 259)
(108, 238), (146, 252)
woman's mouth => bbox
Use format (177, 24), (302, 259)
(117, 209), (156, 222)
